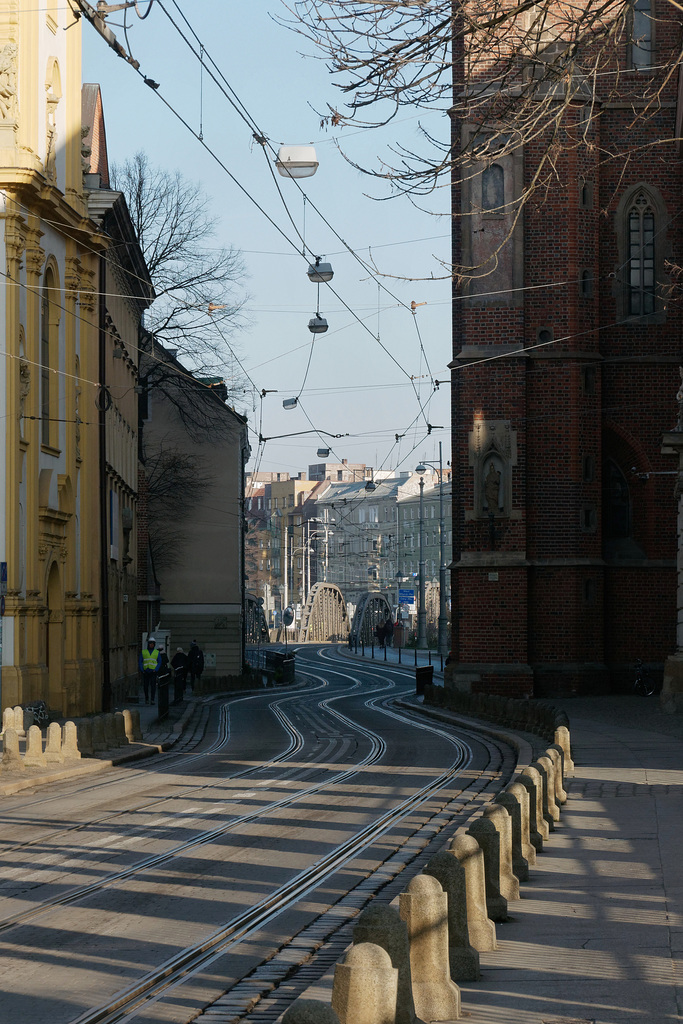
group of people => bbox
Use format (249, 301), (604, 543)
(138, 637), (205, 705)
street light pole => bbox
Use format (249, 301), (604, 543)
(436, 442), (448, 658)
(416, 446), (449, 657)
(417, 475), (427, 648)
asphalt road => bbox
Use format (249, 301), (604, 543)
(0, 645), (515, 1024)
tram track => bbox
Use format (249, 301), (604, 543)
(67, 677), (477, 1024)
(0, 677), (402, 936)
(1, 646), (519, 1024)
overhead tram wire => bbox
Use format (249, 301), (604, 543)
(98, 50), (437, 437)
(156, 1), (436, 396)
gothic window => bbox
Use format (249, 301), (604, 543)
(630, 0), (653, 68)
(482, 164), (504, 211)
(580, 269), (594, 299)
(603, 460), (631, 539)
(628, 192), (655, 315)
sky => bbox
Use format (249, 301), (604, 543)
(81, 2), (452, 478)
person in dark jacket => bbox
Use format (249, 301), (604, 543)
(171, 647), (188, 702)
(188, 640), (204, 691)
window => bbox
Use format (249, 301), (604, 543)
(109, 489), (119, 560)
(40, 268), (58, 447)
(580, 269), (594, 299)
(482, 164), (504, 211)
(630, 0), (653, 67)
(582, 454), (595, 483)
(628, 192), (655, 315)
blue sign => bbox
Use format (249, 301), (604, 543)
(398, 588), (415, 604)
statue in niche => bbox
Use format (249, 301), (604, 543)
(19, 357), (30, 426)
(484, 459), (502, 511)
(0, 44), (17, 121)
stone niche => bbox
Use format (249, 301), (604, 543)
(469, 419), (517, 518)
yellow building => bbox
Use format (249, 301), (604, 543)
(0, 3), (105, 715)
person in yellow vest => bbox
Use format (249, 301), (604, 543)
(139, 636), (161, 704)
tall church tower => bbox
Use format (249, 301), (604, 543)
(449, 6), (683, 696)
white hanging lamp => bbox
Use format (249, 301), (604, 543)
(282, 397), (298, 410)
(275, 145), (319, 179)
(307, 258), (334, 283)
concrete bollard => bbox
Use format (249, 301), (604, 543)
(45, 722), (64, 764)
(283, 1000), (341, 1024)
(62, 721), (81, 761)
(483, 804), (520, 901)
(449, 833), (497, 952)
(91, 715), (106, 753)
(129, 708), (143, 742)
(2, 706), (14, 735)
(467, 816), (508, 922)
(424, 850), (480, 981)
(13, 705), (26, 736)
(114, 711), (129, 747)
(506, 781), (536, 867)
(103, 713), (118, 749)
(332, 942), (398, 1024)
(353, 904), (420, 1024)
(554, 724), (574, 772)
(547, 744), (568, 804)
(24, 725), (47, 768)
(122, 709), (136, 743)
(1, 728), (25, 770)
(399, 873), (461, 1021)
(536, 755), (560, 825)
(494, 790), (530, 881)
(520, 765), (550, 842)
(76, 719), (94, 756)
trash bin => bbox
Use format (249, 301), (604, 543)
(415, 664), (434, 696)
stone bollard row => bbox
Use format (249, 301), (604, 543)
(282, 737), (570, 1024)
(423, 684), (574, 765)
(1, 706), (143, 770)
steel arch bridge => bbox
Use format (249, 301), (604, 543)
(298, 582), (350, 643)
(245, 593), (270, 644)
(350, 592), (394, 646)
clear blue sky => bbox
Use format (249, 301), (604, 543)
(81, 2), (452, 477)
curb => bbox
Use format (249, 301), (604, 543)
(0, 740), (163, 796)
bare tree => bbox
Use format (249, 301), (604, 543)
(112, 151), (248, 374)
(142, 438), (210, 573)
(278, 0), (682, 279)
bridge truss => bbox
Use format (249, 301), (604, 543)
(350, 592), (393, 646)
(298, 582), (350, 643)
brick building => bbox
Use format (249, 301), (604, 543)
(448, 7), (683, 696)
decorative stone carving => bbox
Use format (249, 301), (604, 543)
(469, 418), (517, 518)
(45, 59), (61, 182)
(0, 43), (18, 122)
(19, 357), (30, 422)
(24, 246), (46, 279)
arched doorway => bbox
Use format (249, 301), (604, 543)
(46, 560), (64, 712)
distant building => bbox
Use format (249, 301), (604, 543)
(138, 341), (249, 680)
(308, 460), (371, 483)
(312, 475), (422, 606)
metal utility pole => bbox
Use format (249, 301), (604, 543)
(436, 442), (448, 658)
(417, 475), (427, 648)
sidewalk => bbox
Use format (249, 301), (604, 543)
(0, 693), (201, 796)
(296, 694), (683, 1024)
(341, 642), (446, 678)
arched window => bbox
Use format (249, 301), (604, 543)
(482, 164), (504, 211)
(630, 0), (653, 68)
(628, 192), (655, 315)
